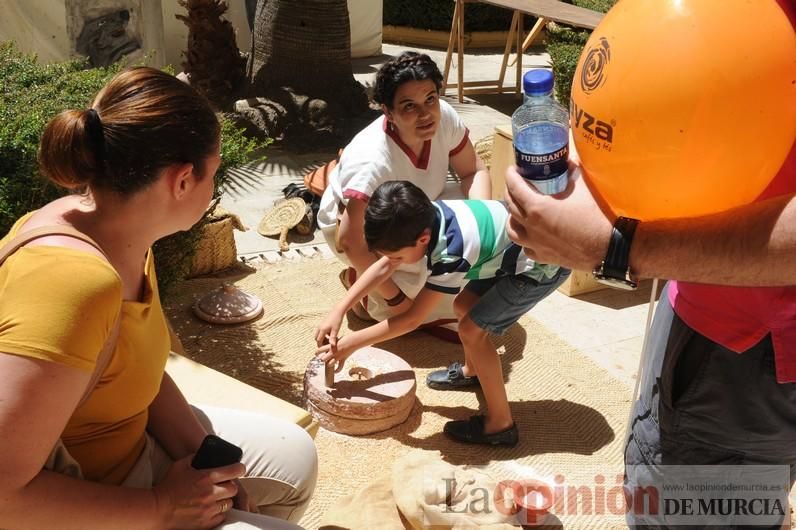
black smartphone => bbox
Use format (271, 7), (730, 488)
(191, 434), (243, 470)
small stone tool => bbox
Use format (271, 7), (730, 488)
(324, 359), (335, 388)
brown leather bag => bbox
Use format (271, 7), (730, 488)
(304, 148), (343, 197)
(0, 226), (121, 478)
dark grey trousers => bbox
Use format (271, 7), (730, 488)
(625, 283), (796, 529)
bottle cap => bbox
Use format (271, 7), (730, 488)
(523, 69), (554, 96)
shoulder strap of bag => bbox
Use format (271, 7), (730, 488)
(0, 225), (122, 407)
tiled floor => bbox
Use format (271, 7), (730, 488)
(532, 279), (665, 390)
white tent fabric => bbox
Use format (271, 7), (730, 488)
(349, 0), (383, 58)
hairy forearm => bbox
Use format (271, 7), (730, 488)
(0, 471), (160, 530)
(147, 373), (206, 461)
(632, 193), (796, 286)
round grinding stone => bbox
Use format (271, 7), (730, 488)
(303, 346), (417, 435)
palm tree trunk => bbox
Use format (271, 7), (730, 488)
(177, 0), (245, 110)
(238, 0), (371, 143)
(247, 0), (360, 102)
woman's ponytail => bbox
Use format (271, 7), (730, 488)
(37, 67), (219, 196)
(38, 108), (103, 190)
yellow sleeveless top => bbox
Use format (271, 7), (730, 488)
(0, 213), (170, 484)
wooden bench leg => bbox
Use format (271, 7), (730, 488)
(457, 0), (465, 102)
(498, 11), (521, 94)
(515, 12), (523, 96)
(442, 0), (461, 95)
(510, 16), (548, 67)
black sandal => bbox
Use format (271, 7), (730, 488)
(444, 415), (519, 447)
(426, 361), (479, 390)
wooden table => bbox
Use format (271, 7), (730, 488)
(442, 0), (604, 102)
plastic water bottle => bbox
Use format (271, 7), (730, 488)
(512, 69), (569, 195)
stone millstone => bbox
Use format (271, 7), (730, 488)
(303, 347), (416, 436)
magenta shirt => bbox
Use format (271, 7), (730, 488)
(669, 142), (796, 383)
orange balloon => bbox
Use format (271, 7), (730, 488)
(571, 0), (796, 220)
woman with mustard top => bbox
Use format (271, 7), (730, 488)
(0, 67), (316, 529)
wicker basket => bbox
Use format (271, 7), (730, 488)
(187, 208), (246, 278)
(474, 134), (494, 170)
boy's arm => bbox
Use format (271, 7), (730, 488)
(343, 255), (396, 308)
(315, 256), (397, 348)
(337, 199), (404, 300)
(316, 286), (445, 367)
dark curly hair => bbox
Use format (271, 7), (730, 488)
(365, 181), (437, 252)
(373, 51), (444, 109)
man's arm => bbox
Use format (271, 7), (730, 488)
(316, 287), (445, 365)
(631, 193), (796, 285)
(451, 141), (492, 200)
(504, 165), (796, 286)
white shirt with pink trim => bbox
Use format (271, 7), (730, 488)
(317, 99), (469, 229)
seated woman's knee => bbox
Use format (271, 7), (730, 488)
(255, 421), (317, 487)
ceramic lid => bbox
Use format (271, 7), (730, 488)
(193, 283), (263, 324)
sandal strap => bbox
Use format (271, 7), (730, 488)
(447, 361), (463, 378)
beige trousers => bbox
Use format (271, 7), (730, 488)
(54, 405), (318, 530)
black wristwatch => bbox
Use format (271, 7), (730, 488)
(593, 216), (639, 290)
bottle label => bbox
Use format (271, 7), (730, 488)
(514, 144), (569, 183)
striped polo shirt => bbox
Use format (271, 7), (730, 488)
(425, 200), (560, 294)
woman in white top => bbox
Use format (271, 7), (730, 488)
(317, 52), (491, 355)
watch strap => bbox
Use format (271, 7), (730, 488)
(602, 216), (638, 280)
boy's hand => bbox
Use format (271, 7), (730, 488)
(314, 310), (345, 349)
(315, 335), (357, 370)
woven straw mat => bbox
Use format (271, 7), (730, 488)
(164, 257), (634, 529)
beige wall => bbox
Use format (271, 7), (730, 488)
(0, 0), (165, 66)
(0, 1), (70, 64)
(0, 0), (381, 67)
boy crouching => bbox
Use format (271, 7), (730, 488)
(314, 180), (570, 446)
